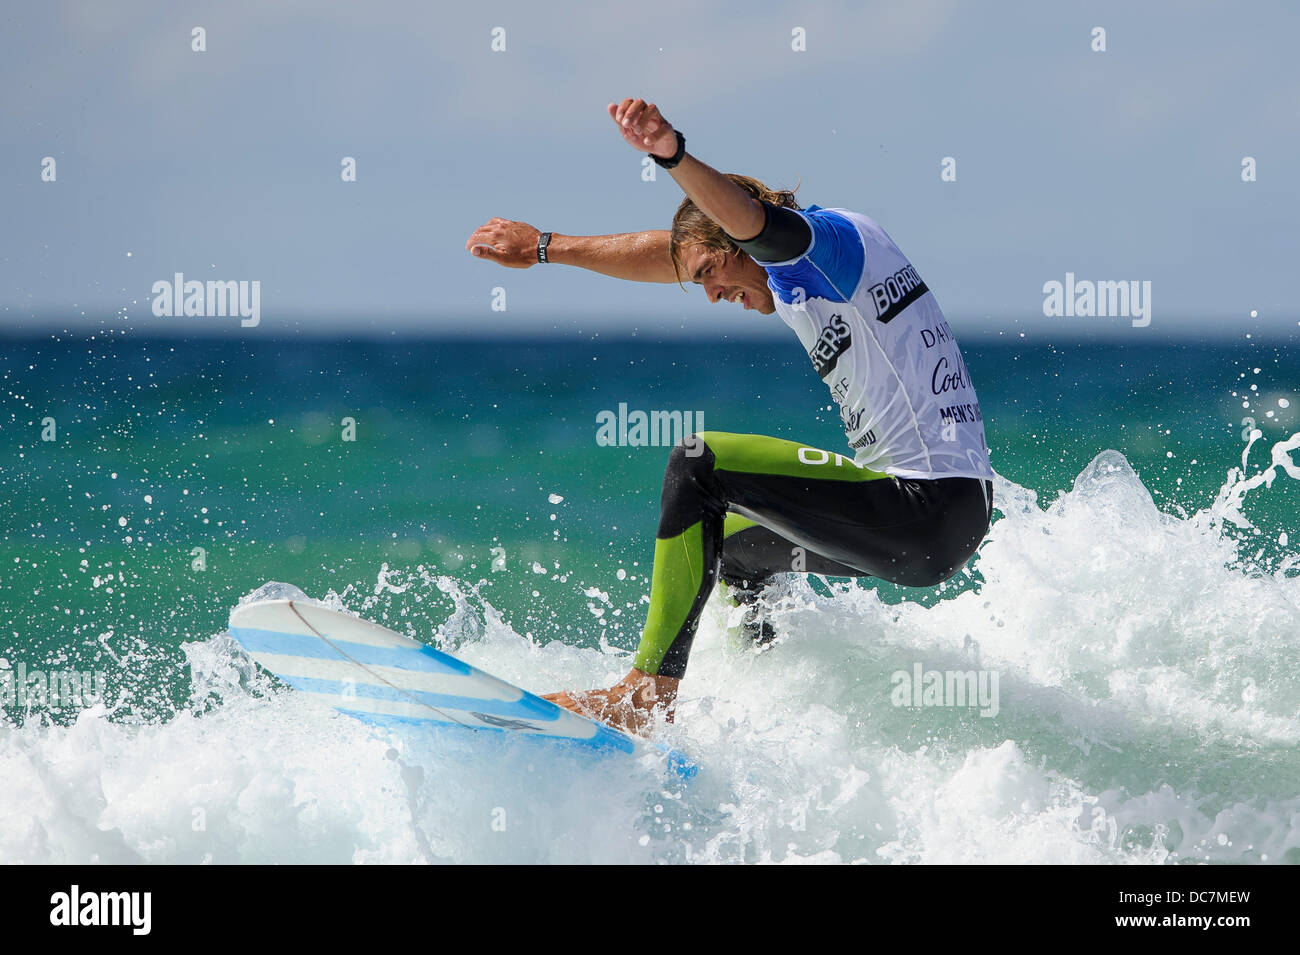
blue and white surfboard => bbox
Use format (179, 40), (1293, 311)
(228, 598), (693, 776)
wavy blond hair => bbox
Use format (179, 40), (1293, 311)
(669, 174), (800, 288)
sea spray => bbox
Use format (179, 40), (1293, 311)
(3, 436), (1298, 863)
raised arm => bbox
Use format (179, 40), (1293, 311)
(609, 98), (767, 242)
(465, 218), (681, 283)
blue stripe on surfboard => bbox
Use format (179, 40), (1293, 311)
(232, 615), (696, 773)
(341, 709), (638, 755)
(230, 626), (471, 676)
(281, 674), (558, 723)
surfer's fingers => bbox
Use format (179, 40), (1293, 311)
(466, 219), (511, 246)
(465, 224), (495, 251)
(611, 97), (636, 126)
(622, 98), (647, 129)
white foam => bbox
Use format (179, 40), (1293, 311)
(3, 437), (1298, 864)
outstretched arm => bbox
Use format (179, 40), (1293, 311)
(465, 218), (681, 283)
(609, 98), (766, 242)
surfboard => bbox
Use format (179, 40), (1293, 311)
(227, 597), (695, 777)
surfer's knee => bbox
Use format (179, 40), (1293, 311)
(676, 430), (717, 463)
(657, 435), (720, 537)
(664, 433), (716, 481)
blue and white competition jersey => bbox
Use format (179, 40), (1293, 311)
(753, 205), (994, 481)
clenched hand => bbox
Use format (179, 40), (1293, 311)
(465, 217), (542, 268)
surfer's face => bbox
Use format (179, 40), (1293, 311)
(680, 244), (775, 315)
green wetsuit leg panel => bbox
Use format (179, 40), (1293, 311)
(632, 432), (992, 678)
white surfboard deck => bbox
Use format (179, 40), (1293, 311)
(228, 598), (694, 776)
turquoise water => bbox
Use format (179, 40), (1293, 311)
(2, 332), (1298, 863)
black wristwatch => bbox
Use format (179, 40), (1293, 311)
(652, 130), (686, 169)
(537, 231), (553, 264)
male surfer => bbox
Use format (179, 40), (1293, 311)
(465, 98), (994, 736)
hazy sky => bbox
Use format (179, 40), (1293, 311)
(3, 0), (1298, 339)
